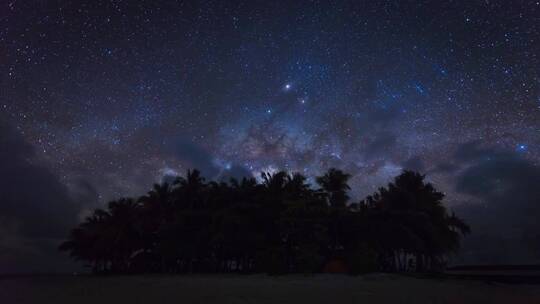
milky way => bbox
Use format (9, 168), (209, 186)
(1, 1), (539, 208)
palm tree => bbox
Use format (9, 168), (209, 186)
(316, 168), (351, 208)
(284, 173), (311, 200)
(104, 198), (142, 273)
(315, 169), (352, 256)
(360, 170), (470, 272)
(139, 182), (173, 238)
(173, 169), (207, 210)
(59, 168), (470, 275)
(261, 171), (288, 195)
(59, 208), (111, 273)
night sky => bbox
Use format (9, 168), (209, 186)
(1, 1), (540, 271)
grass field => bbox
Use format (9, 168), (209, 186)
(1, 273), (539, 304)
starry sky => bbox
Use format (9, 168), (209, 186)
(1, 1), (540, 271)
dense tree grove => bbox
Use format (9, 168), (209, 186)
(60, 169), (469, 274)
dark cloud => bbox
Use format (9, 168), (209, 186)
(0, 121), (81, 238)
(450, 142), (540, 263)
(169, 138), (221, 178)
(0, 231), (79, 274)
(0, 120), (94, 273)
(68, 178), (100, 211)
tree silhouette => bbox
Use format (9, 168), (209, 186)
(316, 168), (351, 208)
(358, 171), (471, 271)
(60, 168), (469, 274)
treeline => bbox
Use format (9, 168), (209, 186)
(60, 169), (470, 274)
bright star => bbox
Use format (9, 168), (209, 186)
(284, 83), (291, 90)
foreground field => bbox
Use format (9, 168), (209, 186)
(1, 273), (539, 304)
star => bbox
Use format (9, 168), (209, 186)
(516, 144), (527, 152)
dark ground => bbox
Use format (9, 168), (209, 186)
(1, 273), (540, 304)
